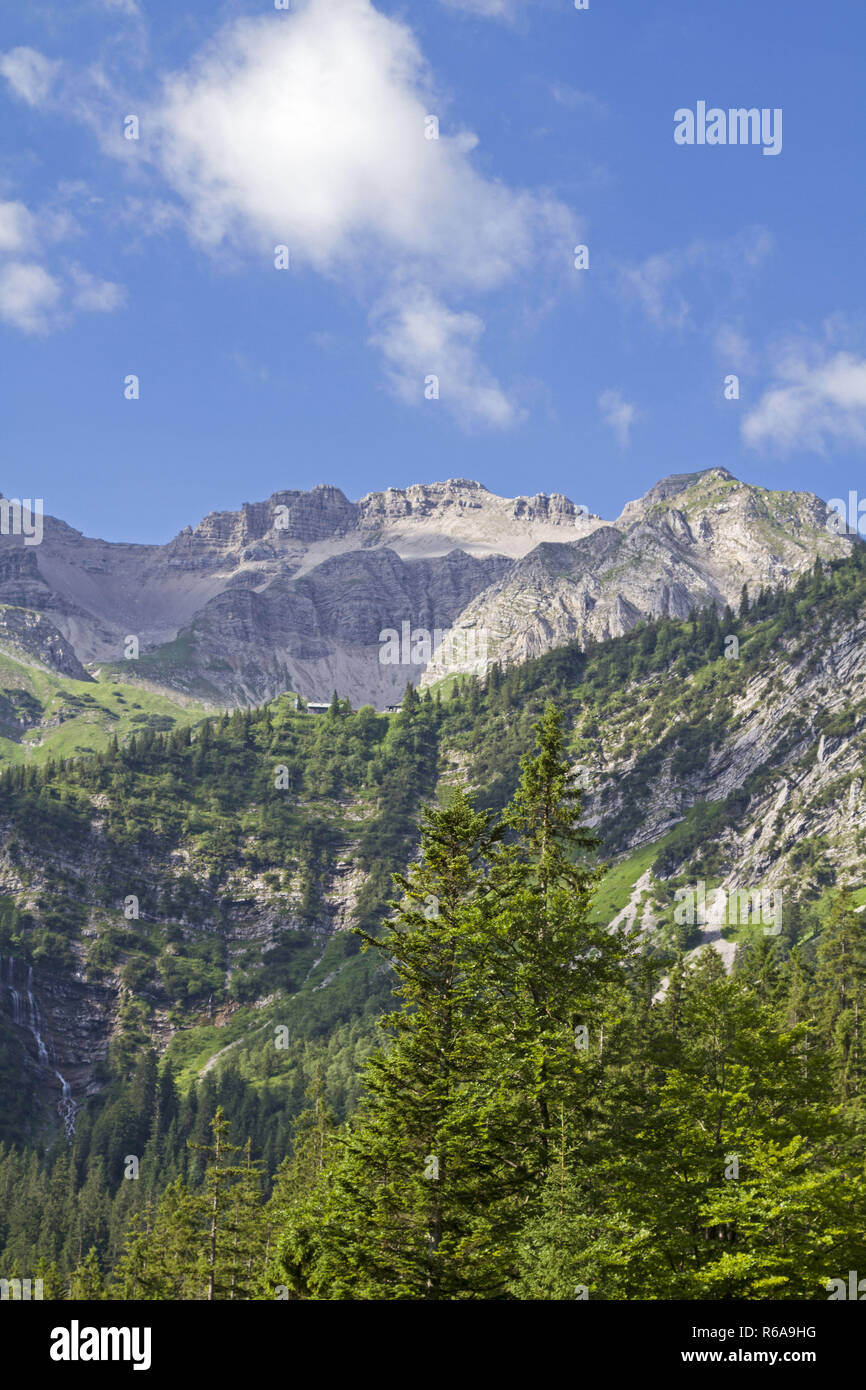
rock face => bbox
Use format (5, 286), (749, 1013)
(0, 470), (852, 704)
(176, 548), (512, 708)
(563, 604), (866, 991)
(421, 469), (854, 685)
(0, 605), (91, 681)
(0, 955), (114, 1132)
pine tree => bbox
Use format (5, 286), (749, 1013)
(536, 950), (866, 1300)
(155, 1061), (179, 1152)
(34, 1255), (64, 1300)
(189, 1108), (264, 1300)
(263, 1069), (338, 1298)
(277, 788), (514, 1298)
(490, 702), (626, 1192)
(814, 890), (866, 1105)
(276, 705), (625, 1299)
(68, 1246), (105, 1300)
(109, 1203), (156, 1300)
(131, 1182), (204, 1299)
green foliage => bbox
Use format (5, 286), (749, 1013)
(273, 707), (628, 1298)
(3, 544), (866, 1297)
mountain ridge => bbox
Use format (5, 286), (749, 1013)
(0, 469), (854, 706)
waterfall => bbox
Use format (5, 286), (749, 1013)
(56, 1073), (76, 1140)
(0, 955), (76, 1137)
(26, 965), (50, 1065)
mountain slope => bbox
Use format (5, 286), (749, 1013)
(1, 545), (865, 1143)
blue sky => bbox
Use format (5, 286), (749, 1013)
(1, 0), (865, 543)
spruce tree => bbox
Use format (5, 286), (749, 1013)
(528, 950), (866, 1300)
(189, 1108), (264, 1301)
(276, 705), (624, 1298)
(490, 702), (626, 1195)
(68, 1246), (105, 1300)
(264, 1070), (338, 1299)
(277, 789), (513, 1298)
(814, 890), (866, 1106)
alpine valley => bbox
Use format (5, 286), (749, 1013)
(2, 465), (866, 1300)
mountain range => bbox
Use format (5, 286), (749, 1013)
(1, 516), (864, 1134)
(0, 468), (852, 711)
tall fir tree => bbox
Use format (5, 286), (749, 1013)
(490, 702), (627, 1198)
(276, 788), (515, 1298)
(814, 890), (866, 1108)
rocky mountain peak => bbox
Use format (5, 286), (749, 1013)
(0, 468), (852, 704)
(616, 467), (738, 523)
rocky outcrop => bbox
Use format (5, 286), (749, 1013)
(0, 604), (92, 681)
(421, 469), (854, 685)
(575, 608), (866, 897)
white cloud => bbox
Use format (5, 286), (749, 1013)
(119, 196), (181, 244)
(617, 228), (773, 332)
(0, 262), (61, 333)
(69, 265), (126, 313)
(549, 82), (607, 117)
(743, 348), (866, 454)
(0, 47), (60, 107)
(598, 389), (636, 448)
(155, 2), (563, 284)
(311, 330), (340, 352)
(153, 0), (569, 425)
(0, 201), (36, 254)
(0, 197), (125, 334)
(714, 323), (754, 371)
(439, 0), (518, 17)
(618, 252), (690, 331)
(229, 350), (270, 384)
(370, 285), (518, 428)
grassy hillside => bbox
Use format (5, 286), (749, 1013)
(0, 649), (213, 766)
